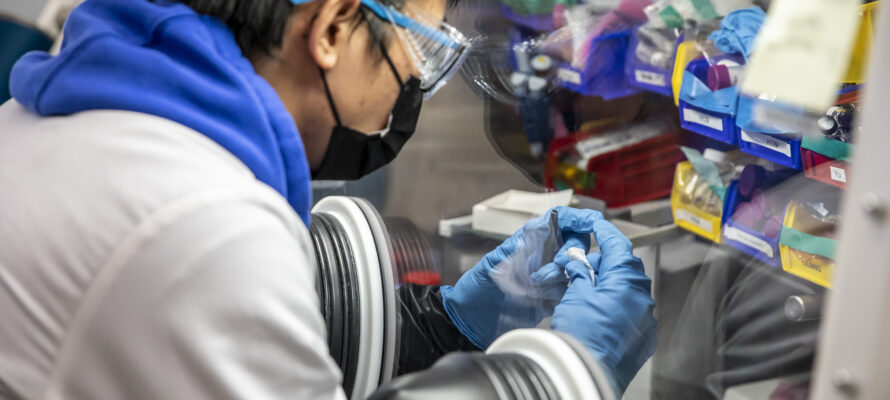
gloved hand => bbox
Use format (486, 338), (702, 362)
(551, 218), (656, 396)
(441, 207), (604, 350)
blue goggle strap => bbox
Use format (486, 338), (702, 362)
(289, 0), (458, 49)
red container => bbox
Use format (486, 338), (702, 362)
(799, 86), (860, 189)
(546, 131), (682, 207)
(801, 149), (850, 189)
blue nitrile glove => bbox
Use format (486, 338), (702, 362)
(441, 207), (604, 350)
(551, 218), (656, 397)
(708, 7), (767, 60)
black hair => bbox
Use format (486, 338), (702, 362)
(165, 0), (294, 59)
(167, 0), (420, 61)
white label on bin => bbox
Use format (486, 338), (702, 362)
(683, 108), (724, 131)
(740, 130), (792, 157)
(675, 209), (713, 232)
(635, 70), (666, 87)
(830, 166), (847, 183)
(558, 68), (581, 85)
(724, 226), (774, 258)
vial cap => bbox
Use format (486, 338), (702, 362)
(531, 55), (553, 72)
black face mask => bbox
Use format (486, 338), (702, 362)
(311, 45), (423, 181)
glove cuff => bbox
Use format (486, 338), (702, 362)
(440, 285), (490, 350)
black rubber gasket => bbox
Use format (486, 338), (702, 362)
(310, 215), (344, 367)
(320, 213), (361, 399)
(309, 216), (331, 349)
(316, 214), (348, 371)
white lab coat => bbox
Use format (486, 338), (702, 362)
(0, 101), (346, 399)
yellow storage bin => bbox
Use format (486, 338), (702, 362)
(779, 201), (838, 288)
(844, 1), (880, 84)
(672, 40), (702, 106)
(671, 161), (724, 242)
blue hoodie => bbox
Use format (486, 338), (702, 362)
(10, 0), (313, 225)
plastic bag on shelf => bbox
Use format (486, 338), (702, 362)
(644, 0), (755, 29)
(634, 24), (681, 70)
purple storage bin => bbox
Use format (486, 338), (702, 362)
(556, 30), (640, 100)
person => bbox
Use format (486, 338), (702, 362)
(0, 0), (656, 398)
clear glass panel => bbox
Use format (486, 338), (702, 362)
(313, 0), (878, 398)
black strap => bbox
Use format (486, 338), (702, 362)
(318, 67), (343, 127)
(378, 41), (404, 88)
(360, 8), (404, 88)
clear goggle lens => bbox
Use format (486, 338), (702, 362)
(362, 0), (472, 98)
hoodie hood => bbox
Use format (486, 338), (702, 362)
(10, 0), (312, 225)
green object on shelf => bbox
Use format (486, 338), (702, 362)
(659, 6), (686, 29)
(801, 135), (853, 161)
(680, 146), (728, 200)
(779, 226), (837, 260)
(501, 0), (558, 16)
(690, 0), (719, 20)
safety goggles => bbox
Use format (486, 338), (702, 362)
(290, 0), (471, 98)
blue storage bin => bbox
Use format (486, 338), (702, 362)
(678, 57), (741, 144)
(721, 183), (787, 267)
(737, 128), (803, 169)
(679, 101), (737, 144)
(501, 5), (554, 32)
(624, 30), (681, 97)
(556, 30), (640, 100)
(735, 95), (804, 169)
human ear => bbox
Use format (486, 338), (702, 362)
(306, 0), (362, 71)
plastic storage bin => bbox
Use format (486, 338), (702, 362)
(844, 1), (880, 84)
(679, 101), (737, 144)
(799, 85), (860, 187)
(625, 30), (681, 97)
(801, 134), (853, 189)
(722, 184), (787, 267)
(501, 4), (554, 32)
(557, 30), (641, 100)
(734, 95), (804, 169)
(779, 201), (838, 288)
(670, 161), (735, 242)
(737, 129), (803, 169)
(546, 131), (681, 207)
(678, 58), (740, 144)
(672, 40), (701, 106)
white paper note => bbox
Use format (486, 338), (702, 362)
(676, 209), (714, 232)
(635, 70), (667, 87)
(740, 130), (792, 157)
(830, 166), (848, 183)
(683, 108), (724, 131)
(724, 226), (774, 258)
(741, 0), (861, 111)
